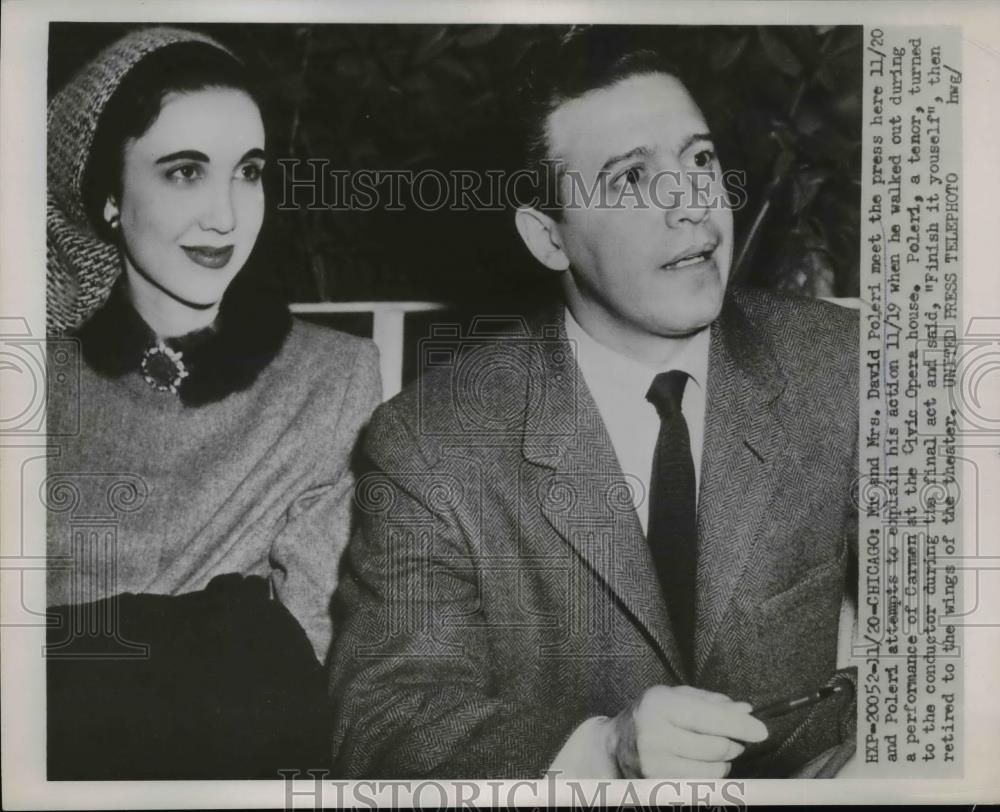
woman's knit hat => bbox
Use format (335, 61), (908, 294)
(46, 27), (234, 336)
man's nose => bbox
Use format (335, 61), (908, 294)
(664, 170), (711, 229)
(199, 179), (236, 234)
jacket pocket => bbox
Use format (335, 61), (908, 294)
(752, 547), (848, 704)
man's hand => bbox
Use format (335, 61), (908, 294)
(603, 685), (769, 778)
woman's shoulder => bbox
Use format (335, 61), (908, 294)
(283, 317), (378, 364)
(271, 317), (381, 399)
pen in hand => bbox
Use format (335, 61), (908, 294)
(751, 682), (847, 721)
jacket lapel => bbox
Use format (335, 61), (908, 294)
(694, 294), (789, 678)
(520, 310), (689, 683)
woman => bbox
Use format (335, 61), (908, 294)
(45, 27), (381, 778)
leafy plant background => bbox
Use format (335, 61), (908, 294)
(50, 23), (861, 312)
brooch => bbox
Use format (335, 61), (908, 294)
(140, 342), (190, 394)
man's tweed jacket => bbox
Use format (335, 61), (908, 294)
(329, 286), (859, 778)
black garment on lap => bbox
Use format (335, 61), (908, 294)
(47, 574), (331, 780)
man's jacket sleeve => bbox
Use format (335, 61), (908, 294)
(328, 404), (581, 779)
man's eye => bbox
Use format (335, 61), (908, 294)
(238, 163), (263, 182)
(615, 165), (645, 186)
(693, 148), (717, 168)
(167, 164), (203, 183)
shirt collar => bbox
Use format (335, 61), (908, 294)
(564, 306), (710, 395)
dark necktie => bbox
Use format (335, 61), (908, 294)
(645, 370), (698, 672)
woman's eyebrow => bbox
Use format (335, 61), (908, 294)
(155, 150), (209, 164)
(154, 148), (265, 165)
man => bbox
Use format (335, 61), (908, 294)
(329, 31), (858, 779)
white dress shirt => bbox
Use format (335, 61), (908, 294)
(551, 308), (712, 776)
(564, 307), (709, 534)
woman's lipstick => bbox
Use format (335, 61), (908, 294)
(182, 245), (234, 269)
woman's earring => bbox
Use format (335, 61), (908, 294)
(109, 215), (120, 231)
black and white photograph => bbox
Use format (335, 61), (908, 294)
(1, 1), (998, 808)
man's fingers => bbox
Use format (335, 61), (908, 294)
(620, 685), (767, 778)
(678, 702), (768, 743)
(638, 724), (745, 763)
(642, 687), (768, 742)
(672, 685), (741, 705)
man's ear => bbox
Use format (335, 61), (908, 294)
(514, 206), (570, 272)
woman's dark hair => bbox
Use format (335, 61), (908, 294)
(83, 40), (263, 242)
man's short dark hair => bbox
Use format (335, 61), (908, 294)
(515, 26), (690, 218)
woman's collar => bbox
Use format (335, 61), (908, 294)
(76, 272), (291, 407)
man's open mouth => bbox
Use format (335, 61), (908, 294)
(661, 245), (716, 270)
